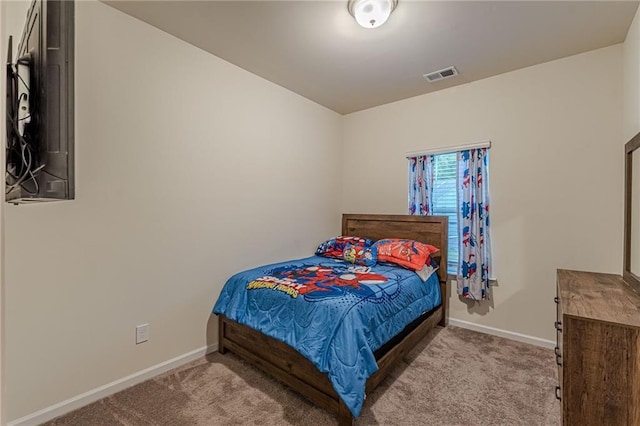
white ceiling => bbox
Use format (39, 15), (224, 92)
(104, 1), (638, 115)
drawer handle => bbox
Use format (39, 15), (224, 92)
(554, 346), (562, 366)
(555, 386), (561, 400)
(554, 321), (562, 332)
(554, 296), (559, 304)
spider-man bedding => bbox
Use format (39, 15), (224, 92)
(213, 255), (441, 417)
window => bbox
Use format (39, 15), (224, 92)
(408, 148), (491, 279)
(431, 153), (458, 274)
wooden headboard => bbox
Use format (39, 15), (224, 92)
(342, 214), (449, 285)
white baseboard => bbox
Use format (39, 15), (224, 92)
(448, 318), (556, 349)
(8, 343), (219, 426)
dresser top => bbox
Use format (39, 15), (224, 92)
(557, 269), (640, 328)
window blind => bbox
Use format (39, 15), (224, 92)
(432, 152), (458, 274)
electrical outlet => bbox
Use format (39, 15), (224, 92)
(136, 324), (149, 344)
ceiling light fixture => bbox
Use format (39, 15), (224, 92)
(347, 0), (398, 29)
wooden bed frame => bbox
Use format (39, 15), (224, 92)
(217, 214), (449, 425)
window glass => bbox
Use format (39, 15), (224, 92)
(432, 152), (458, 274)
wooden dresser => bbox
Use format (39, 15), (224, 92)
(555, 269), (640, 425)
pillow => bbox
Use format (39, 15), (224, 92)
(343, 243), (377, 267)
(373, 238), (439, 271)
(415, 255), (440, 282)
(315, 236), (374, 260)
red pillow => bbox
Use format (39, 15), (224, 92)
(373, 238), (439, 271)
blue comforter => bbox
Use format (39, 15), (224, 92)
(213, 256), (441, 417)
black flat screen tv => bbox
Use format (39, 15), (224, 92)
(5, 0), (74, 204)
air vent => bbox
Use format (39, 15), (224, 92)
(423, 66), (459, 83)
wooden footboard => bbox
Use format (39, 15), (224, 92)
(218, 314), (344, 420)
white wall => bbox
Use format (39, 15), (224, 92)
(624, 6), (640, 141)
(343, 45), (623, 341)
(2, 2), (33, 423)
(4, 1), (342, 421)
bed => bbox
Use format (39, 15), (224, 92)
(214, 214), (448, 425)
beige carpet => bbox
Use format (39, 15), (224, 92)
(46, 326), (560, 425)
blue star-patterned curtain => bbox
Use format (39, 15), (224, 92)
(408, 155), (434, 215)
(456, 148), (492, 300)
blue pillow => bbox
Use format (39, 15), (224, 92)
(316, 236), (373, 259)
(343, 243), (377, 267)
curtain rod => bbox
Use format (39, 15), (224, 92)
(406, 140), (491, 158)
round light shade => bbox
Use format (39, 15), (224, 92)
(348, 0), (398, 29)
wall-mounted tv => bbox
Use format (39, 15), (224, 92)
(5, 0), (74, 204)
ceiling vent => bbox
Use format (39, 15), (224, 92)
(423, 66), (459, 83)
